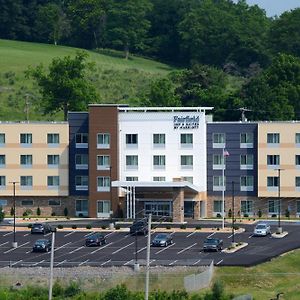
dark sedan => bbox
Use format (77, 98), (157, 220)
(129, 220), (148, 235)
(152, 233), (173, 247)
(31, 223), (52, 234)
(203, 238), (223, 252)
(32, 239), (52, 252)
(85, 233), (106, 247)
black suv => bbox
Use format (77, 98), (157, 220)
(32, 239), (52, 252)
(129, 219), (148, 235)
(85, 233), (106, 247)
(203, 238), (223, 252)
(31, 223), (52, 234)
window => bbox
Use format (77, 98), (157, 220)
(213, 154), (224, 170)
(153, 177), (165, 181)
(97, 155), (110, 170)
(21, 200), (33, 206)
(145, 202), (171, 217)
(20, 176), (32, 188)
(213, 200), (222, 213)
(48, 199), (61, 206)
(97, 133), (110, 149)
(153, 155), (166, 169)
(296, 155), (300, 167)
(126, 177), (138, 181)
(76, 133), (88, 148)
(181, 155), (193, 169)
(241, 200), (253, 215)
(75, 154), (88, 169)
(126, 134), (138, 147)
(296, 177), (300, 190)
(20, 155), (32, 167)
(47, 176), (59, 187)
(153, 134), (165, 147)
(47, 133), (59, 144)
(75, 176), (88, 190)
(267, 133), (280, 145)
(20, 133), (32, 145)
(213, 133), (225, 148)
(213, 176), (225, 191)
(48, 155), (60, 166)
(240, 154), (253, 170)
(296, 133), (300, 144)
(97, 200), (110, 214)
(240, 176), (254, 191)
(269, 200), (280, 214)
(0, 133), (5, 145)
(76, 199), (88, 216)
(240, 133), (253, 148)
(97, 176), (110, 192)
(267, 155), (280, 167)
(183, 176), (193, 184)
(0, 199), (7, 206)
(181, 133), (193, 148)
(0, 176), (5, 188)
(126, 155), (138, 169)
(0, 155), (5, 167)
(267, 176), (278, 189)
(297, 201), (300, 214)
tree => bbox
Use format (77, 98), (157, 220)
(107, 0), (152, 59)
(243, 53), (300, 120)
(0, 206), (4, 222)
(27, 51), (99, 120)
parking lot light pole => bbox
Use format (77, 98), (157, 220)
(10, 181), (18, 248)
(231, 181), (235, 247)
(48, 227), (56, 300)
(277, 168), (284, 234)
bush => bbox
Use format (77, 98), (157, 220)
(22, 209), (32, 217)
(243, 213), (249, 218)
(28, 223), (32, 228)
(233, 224), (239, 230)
(64, 207), (68, 217)
(115, 224), (121, 230)
(216, 213), (222, 218)
(228, 209), (232, 218)
(258, 209), (262, 218)
(271, 214), (277, 218)
(86, 224), (92, 230)
(57, 224), (63, 229)
(195, 225), (202, 230)
(101, 225), (107, 230)
(285, 209), (290, 218)
(166, 225), (171, 230)
(36, 207), (41, 216)
(180, 224), (187, 230)
(0, 206), (4, 222)
(10, 207), (14, 216)
(72, 225), (77, 229)
(216, 227), (220, 231)
(51, 212), (56, 216)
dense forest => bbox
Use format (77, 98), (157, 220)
(1, 0), (300, 121)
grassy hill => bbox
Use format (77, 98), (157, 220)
(0, 39), (174, 121)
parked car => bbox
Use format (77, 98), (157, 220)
(129, 219), (148, 235)
(253, 223), (271, 236)
(152, 233), (173, 247)
(32, 239), (52, 252)
(31, 223), (52, 234)
(85, 232), (106, 247)
(203, 238), (223, 252)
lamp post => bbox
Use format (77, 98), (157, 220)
(277, 168), (283, 234)
(231, 181), (235, 247)
(109, 166), (114, 230)
(10, 181), (18, 248)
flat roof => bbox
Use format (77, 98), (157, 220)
(118, 107), (213, 112)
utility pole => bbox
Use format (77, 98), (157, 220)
(145, 213), (151, 300)
(48, 228), (56, 300)
(231, 181), (235, 247)
(10, 181), (19, 248)
(277, 168), (284, 234)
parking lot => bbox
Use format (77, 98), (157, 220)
(1, 223), (300, 268)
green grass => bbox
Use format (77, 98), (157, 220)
(0, 39), (175, 121)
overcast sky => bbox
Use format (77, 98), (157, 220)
(232, 0), (300, 17)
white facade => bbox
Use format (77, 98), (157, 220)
(118, 108), (209, 196)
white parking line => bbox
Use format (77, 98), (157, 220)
(169, 260), (178, 266)
(26, 249), (32, 254)
(23, 233), (30, 237)
(193, 259), (202, 265)
(64, 231), (75, 237)
(0, 242), (8, 247)
(101, 259), (111, 266)
(112, 242), (134, 254)
(124, 259), (133, 266)
(79, 259), (89, 266)
(134, 246), (147, 254)
(69, 246), (84, 254)
(90, 243), (111, 254)
(249, 234), (253, 239)
(4, 242), (30, 254)
(56, 260), (67, 266)
(177, 242), (197, 254)
(170, 231), (176, 236)
(3, 232), (13, 237)
(227, 234), (233, 239)
(44, 233), (52, 237)
(150, 259), (155, 265)
(32, 260), (45, 266)
(105, 232), (115, 238)
(11, 260), (23, 266)
(187, 231), (196, 238)
(155, 243), (175, 254)
(207, 232), (216, 238)
(54, 242), (72, 252)
(216, 259), (223, 265)
(84, 232), (94, 237)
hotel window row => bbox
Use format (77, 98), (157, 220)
(0, 133), (60, 145)
(0, 176), (60, 188)
(0, 155), (61, 167)
(267, 133), (300, 145)
(212, 154), (254, 170)
(125, 155), (193, 170)
(213, 176), (254, 191)
(212, 133), (254, 148)
(124, 176), (193, 183)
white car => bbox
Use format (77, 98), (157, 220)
(253, 223), (271, 236)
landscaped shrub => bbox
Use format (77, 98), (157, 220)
(72, 225), (77, 229)
(0, 206), (4, 222)
(180, 224), (187, 230)
(285, 209), (290, 218)
(115, 224), (121, 230)
(195, 225), (202, 230)
(86, 224), (92, 230)
(10, 207), (14, 216)
(28, 223), (32, 228)
(166, 225), (171, 230)
(23, 209), (32, 217)
(51, 212), (56, 216)
(243, 213), (249, 218)
(228, 209), (232, 218)
(271, 214), (277, 218)
(101, 225), (107, 229)
(216, 213), (222, 218)
(36, 207), (41, 216)
(258, 209), (262, 218)
(57, 224), (63, 229)
(64, 207), (68, 217)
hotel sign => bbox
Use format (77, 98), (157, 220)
(173, 115), (199, 129)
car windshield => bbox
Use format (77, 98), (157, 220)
(88, 234), (101, 239)
(155, 234), (167, 240)
(256, 225), (267, 229)
(33, 224), (43, 228)
(35, 240), (47, 245)
(204, 239), (218, 244)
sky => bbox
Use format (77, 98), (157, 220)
(232, 0), (300, 17)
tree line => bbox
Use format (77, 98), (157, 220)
(2, 0), (300, 121)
